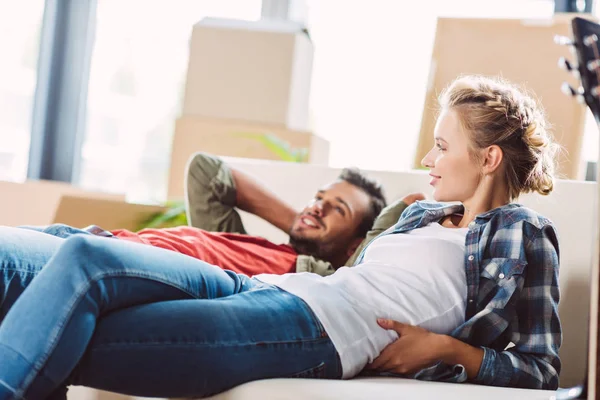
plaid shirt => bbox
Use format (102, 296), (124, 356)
(356, 201), (562, 390)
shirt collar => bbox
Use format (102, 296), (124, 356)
(413, 201), (521, 223)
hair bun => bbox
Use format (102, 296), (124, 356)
(521, 122), (558, 196)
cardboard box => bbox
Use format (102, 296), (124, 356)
(53, 196), (167, 231)
(415, 15), (591, 179)
(0, 180), (166, 230)
(183, 18), (313, 131)
(167, 116), (330, 199)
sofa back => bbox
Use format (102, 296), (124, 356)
(225, 157), (597, 388)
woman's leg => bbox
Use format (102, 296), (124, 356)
(69, 286), (341, 398)
(0, 226), (64, 323)
(0, 234), (253, 400)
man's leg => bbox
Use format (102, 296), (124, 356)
(69, 287), (342, 398)
(18, 223), (95, 239)
(0, 235), (254, 399)
(184, 152), (247, 233)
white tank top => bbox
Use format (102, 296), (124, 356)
(255, 223), (468, 378)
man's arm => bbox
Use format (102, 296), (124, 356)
(231, 168), (297, 233)
(186, 152), (299, 234)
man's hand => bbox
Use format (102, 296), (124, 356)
(401, 192), (426, 206)
(365, 319), (447, 374)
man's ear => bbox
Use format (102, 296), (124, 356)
(346, 236), (365, 258)
(481, 145), (503, 175)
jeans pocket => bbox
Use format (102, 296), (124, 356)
(287, 362), (326, 379)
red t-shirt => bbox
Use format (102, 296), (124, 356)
(110, 226), (298, 276)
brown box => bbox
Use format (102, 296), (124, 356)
(167, 116), (329, 199)
(0, 180), (166, 230)
(53, 196), (166, 231)
(183, 18), (313, 131)
(415, 15), (593, 179)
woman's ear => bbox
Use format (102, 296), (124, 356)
(481, 145), (503, 175)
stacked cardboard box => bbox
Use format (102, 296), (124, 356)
(415, 15), (592, 179)
(0, 179), (165, 230)
(168, 17), (329, 199)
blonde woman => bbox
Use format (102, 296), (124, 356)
(0, 75), (561, 399)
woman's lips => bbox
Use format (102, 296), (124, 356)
(429, 174), (441, 186)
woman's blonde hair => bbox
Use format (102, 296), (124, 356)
(439, 75), (560, 200)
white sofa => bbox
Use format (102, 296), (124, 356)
(71, 158), (596, 400)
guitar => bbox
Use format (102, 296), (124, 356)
(559, 15), (600, 400)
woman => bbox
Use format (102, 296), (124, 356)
(0, 75), (561, 399)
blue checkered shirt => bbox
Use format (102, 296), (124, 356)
(356, 201), (562, 390)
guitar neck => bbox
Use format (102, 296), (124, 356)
(560, 16), (600, 399)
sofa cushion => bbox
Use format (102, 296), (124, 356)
(204, 377), (555, 400)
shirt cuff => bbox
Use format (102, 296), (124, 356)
(474, 346), (496, 385)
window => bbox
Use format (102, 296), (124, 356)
(79, 0), (262, 203)
(304, 0), (555, 173)
(0, 0), (45, 182)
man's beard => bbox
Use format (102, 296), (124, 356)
(288, 234), (333, 260)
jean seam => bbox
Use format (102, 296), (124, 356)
(287, 362), (326, 379)
(0, 343), (33, 399)
(334, 349), (343, 378)
(0, 266), (43, 273)
(301, 300), (327, 338)
(89, 336), (333, 349)
(0, 378), (23, 400)
(271, 287), (327, 339)
(19, 269), (204, 394)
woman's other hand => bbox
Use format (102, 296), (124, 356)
(365, 319), (446, 374)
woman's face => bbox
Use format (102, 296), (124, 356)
(421, 109), (483, 203)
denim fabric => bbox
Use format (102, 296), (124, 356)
(18, 224), (95, 238)
(0, 227), (340, 399)
(0, 225), (96, 322)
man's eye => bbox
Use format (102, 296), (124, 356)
(335, 206), (344, 214)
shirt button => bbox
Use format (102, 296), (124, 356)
(468, 222), (475, 228)
(468, 255), (474, 261)
(499, 273), (505, 279)
(469, 299), (474, 303)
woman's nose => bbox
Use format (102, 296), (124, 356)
(421, 152), (434, 168)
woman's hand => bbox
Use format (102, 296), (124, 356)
(366, 318), (485, 379)
(365, 319), (447, 374)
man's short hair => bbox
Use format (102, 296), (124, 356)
(338, 168), (387, 237)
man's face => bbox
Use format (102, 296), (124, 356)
(288, 180), (371, 262)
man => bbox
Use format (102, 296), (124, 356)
(29, 152), (424, 276)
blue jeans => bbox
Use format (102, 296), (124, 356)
(0, 226), (341, 399)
